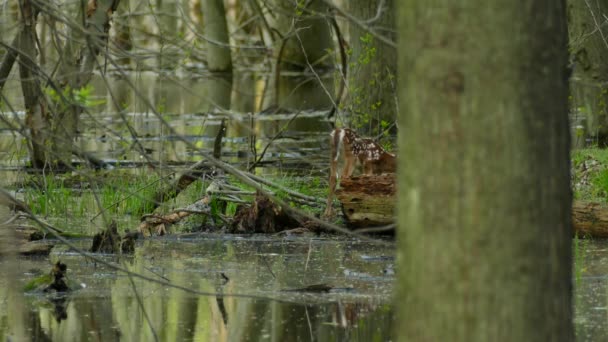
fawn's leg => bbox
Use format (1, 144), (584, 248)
(324, 132), (340, 217)
(342, 152), (356, 178)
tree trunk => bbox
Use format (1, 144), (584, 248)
(202, 0), (233, 111)
(397, 1), (573, 341)
(54, 0), (121, 170)
(18, 0), (48, 169)
(567, 0), (608, 147)
(156, 0), (180, 70)
(15, 0), (120, 170)
(267, 0), (334, 110)
(347, 0), (396, 135)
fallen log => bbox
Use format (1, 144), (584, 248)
(335, 174), (395, 229)
(335, 175), (608, 238)
(572, 201), (608, 238)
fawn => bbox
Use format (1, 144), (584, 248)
(323, 128), (396, 217)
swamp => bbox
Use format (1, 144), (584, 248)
(0, 0), (606, 341)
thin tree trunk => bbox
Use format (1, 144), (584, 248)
(347, 0), (396, 134)
(567, 0), (608, 147)
(54, 0), (120, 169)
(202, 0), (233, 111)
(18, 0), (48, 169)
(0, 33), (20, 93)
(267, 0), (334, 110)
(397, 1), (573, 340)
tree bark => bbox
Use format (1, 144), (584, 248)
(18, 0), (48, 169)
(397, 1), (573, 341)
(267, 0), (335, 110)
(567, 0), (608, 147)
(16, 0), (120, 170)
(572, 201), (608, 237)
(336, 174), (394, 228)
(0, 33), (20, 93)
(56, 0), (121, 167)
(202, 0), (233, 111)
(347, 0), (396, 134)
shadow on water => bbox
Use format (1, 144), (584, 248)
(0, 235), (394, 341)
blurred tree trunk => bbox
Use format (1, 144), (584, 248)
(113, 1), (133, 65)
(202, 0), (233, 111)
(200, 0), (233, 161)
(18, 0), (48, 169)
(397, 1), (573, 341)
(267, 0), (334, 110)
(347, 0), (396, 135)
(156, 0), (180, 70)
(231, 1), (258, 113)
(567, 0), (608, 147)
(14, 0), (120, 170)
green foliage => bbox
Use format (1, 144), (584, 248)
(45, 84), (106, 111)
(295, 0), (306, 16)
(357, 33), (376, 65)
(345, 33), (396, 136)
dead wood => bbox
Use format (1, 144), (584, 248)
(138, 160), (214, 214)
(334, 174), (608, 238)
(91, 221), (136, 254)
(43, 261), (70, 293)
(19, 241), (54, 256)
(139, 197), (211, 237)
(230, 193), (301, 233)
(573, 201), (608, 238)
(335, 174), (395, 228)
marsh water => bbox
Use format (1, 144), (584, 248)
(0, 235), (394, 341)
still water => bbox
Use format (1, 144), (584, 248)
(0, 235), (394, 341)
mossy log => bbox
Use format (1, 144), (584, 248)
(336, 174), (395, 228)
(572, 201), (608, 238)
(336, 176), (608, 237)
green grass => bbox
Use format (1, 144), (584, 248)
(20, 168), (328, 234)
(571, 148), (608, 201)
(23, 171), (169, 225)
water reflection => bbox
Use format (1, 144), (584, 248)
(575, 239), (608, 341)
(0, 235), (394, 341)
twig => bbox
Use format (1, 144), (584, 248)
(321, 0), (396, 48)
(248, 173), (324, 204)
(304, 239), (313, 272)
(248, 110), (302, 171)
(326, 14), (348, 122)
(294, 26), (337, 110)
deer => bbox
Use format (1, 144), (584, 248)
(323, 128), (396, 217)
